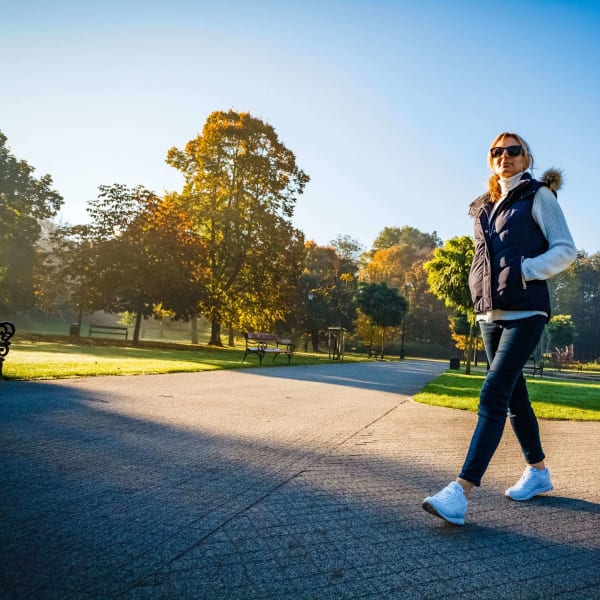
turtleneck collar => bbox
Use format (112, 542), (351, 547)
(498, 170), (530, 199)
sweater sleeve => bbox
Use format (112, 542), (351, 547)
(521, 186), (577, 281)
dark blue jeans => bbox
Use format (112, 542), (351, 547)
(459, 316), (547, 486)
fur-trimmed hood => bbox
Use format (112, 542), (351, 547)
(540, 168), (563, 193)
(469, 168), (563, 216)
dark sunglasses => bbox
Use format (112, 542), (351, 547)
(490, 145), (524, 158)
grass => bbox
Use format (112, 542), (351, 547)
(4, 334), (598, 422)
(414, 371), (600, 421)
(2, 334), (367, 380)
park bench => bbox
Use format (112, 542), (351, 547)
(89, 324), (129, 340)
(242, 332), (295, 365)
(524, 356), (544, 378)
(0, 321), (16, 377)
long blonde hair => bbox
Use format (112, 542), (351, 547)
(487, 132), (534, 201)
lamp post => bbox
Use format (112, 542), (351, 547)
(400, 319), (406, 360)
(400, 282), (412, 360)
(305, 291), (314, 352)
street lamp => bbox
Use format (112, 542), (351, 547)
(400, 319), (406, 360)
(305, 291), (314, 352)
(400, 282), (412, 360)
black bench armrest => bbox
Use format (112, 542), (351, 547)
(0, 321), (16, 377)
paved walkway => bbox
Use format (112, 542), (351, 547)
(1, 360), (599, 599)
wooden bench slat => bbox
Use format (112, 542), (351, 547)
(89, 324), (129, 340)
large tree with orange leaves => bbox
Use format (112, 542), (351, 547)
(166, 110), (309, 345)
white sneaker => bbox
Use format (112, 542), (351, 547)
(422, 481), (468, 525)
(505, 466), (553, 501)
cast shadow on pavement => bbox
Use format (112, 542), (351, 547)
(1, 380), (598, 599)
(234, 358), (448, 395)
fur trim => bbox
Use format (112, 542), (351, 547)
(541, 168), (563, 192)
(469, 192), (490, 217)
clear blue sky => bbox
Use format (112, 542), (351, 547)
(2, 0), (599, 253)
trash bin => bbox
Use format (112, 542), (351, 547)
(449, 357), (460, 369)
(69, 323), (80, 337)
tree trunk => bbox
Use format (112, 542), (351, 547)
(190, 317), (198, 345)
(133, 310), (142, 345)
(380, 327), (386, 360)
(464, 321), (473, 375)
(311, 331), (319, 352)
(209, 319), (223, 346)
(228, 326), (234, 346)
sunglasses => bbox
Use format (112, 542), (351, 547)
(490, 145), (524, 158)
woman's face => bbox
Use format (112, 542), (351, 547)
(491, 135), (529, 178)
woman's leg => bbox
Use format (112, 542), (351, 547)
(459, 316), (546, 486)
(508, 375), (545, 465)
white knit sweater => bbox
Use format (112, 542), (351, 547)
(477, 171), (577, 323)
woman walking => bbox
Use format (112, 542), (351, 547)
(422, 132), (577, 525)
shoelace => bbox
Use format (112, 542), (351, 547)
(518, 469), (544, 484)
(437, 485), (463, 501)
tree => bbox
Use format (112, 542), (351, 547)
(546, 314), (576, 349)
(365, 226), (441, 260)
(0, 131), (63, 312)
(424, 236), (475, 373)
(166, 110), (309, 345)
(450, 314), (484, 365)
(354, 281), (407, 358)
(330, 234), (363, 264)
(53, 185), (208, 343)
(549, 252), (600, 360)
(295, 241), (358, 351)
(360, 226), (450, 351)
(372, 227), (403, 252)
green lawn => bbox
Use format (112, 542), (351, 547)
(4, 337), (598, 422)
(414, 372), (600, 421)
(2, 336), (365, 380)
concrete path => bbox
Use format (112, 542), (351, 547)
(1, 360), (598, 599)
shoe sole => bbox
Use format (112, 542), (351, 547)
(421, 500), (465, 525)
(505, 484), (554, 501)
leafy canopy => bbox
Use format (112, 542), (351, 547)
(423, 235), (475, 321)
(354, 281), (407, 328)
(0, 131), (63, 311)
(166, 110), (309, 342)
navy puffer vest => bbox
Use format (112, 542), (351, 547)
(468, 174), (551, 319)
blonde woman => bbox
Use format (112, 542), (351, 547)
(422, 132), (577, 525)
